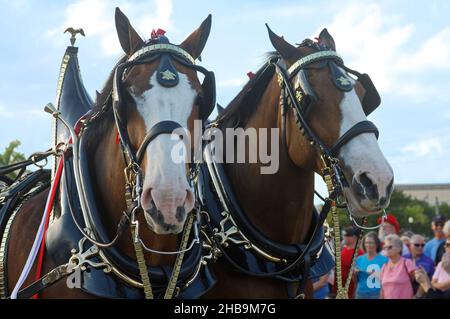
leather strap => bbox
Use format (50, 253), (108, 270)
(15, 264), (70, 299)
(329, 121), (379, 157)
(136, 121), (184, 165)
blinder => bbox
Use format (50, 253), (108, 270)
(341, 66), (380, 116)
(295, 69), (317, 117)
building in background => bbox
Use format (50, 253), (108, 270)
(395, 184), (450, 206)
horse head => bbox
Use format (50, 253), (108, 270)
(267, 26), (394, 217)
(113, 8), (213, 234)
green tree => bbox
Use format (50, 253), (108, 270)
(0, 140), (26, 180)
(323, 189), (450, 238)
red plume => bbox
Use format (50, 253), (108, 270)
(151, 28), (166, 39)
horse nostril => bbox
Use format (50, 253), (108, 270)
(354, 172), (379, 202)
(359, 173), (374, 188)
(176, 206), (186, 222)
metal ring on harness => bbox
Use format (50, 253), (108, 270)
(30, 154), (48, 169)
(348, 209), (387, 230)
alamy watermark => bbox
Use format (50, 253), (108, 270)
(170, 120), (280, 175)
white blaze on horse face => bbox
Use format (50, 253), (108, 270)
(337, 74), (394, 217)
(132, 72), (196, 234)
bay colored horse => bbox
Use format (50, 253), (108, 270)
(204, 27), (394, 298)
(3, 8), (215, 298)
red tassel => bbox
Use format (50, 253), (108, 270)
(247, 72), (255, 80)
(151, 28), (166, 39)
(115, 131), (120, 145)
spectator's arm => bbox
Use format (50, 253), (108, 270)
(414, 286), (425, 299)
(313, 274), (328, 291)
(433, 279), (450, 291)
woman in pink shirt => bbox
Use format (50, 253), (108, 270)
(380, 234), (416, 299)
(432, 239), (450, 292)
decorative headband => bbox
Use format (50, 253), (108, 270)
(288, 50), (342, 75)
(128, 43), (196, 65)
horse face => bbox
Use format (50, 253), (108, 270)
(268, 27), (394, 217)
(116, 9), (211, 234)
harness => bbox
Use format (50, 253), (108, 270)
(1, 35), (217, 299)
(200, 44), (386, 298)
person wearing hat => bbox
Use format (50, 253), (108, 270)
(424, 215), (447, 262)
(332, 226), (364, 298)
(378, 214), (409, 256)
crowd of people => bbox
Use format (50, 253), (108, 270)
(313, 214), (450, 299)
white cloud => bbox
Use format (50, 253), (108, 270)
(46, 0), (173, 57)
(318, 3), (414, 93)
(0, 103), (47, 120)
(401, 137), (443, 156)
(319, 2), (450, 102)
(0, 103), (13, 118)
(397, 28), (450, 72)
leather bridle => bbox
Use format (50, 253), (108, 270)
(275, 50), (380, 167)
(111, 41), (216, 170)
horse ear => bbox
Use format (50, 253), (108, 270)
(115, 7), (144, 56)
(179, 14), (212, 60)
(318, 28), (336, 51)
(266, 24), (299, 63)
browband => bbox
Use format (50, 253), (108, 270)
(288, 50), (342, 75)
(128, 43), (196, 65)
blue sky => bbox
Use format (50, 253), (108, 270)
(1, 0), (449, 190)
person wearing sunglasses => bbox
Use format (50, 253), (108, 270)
(424, 215), (447, 262)
(404, 234), (435, 298)
(380, 234), (417, 299)
(405, 234), (435, 277)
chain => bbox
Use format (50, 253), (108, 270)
(322, 159), (347, 299)
(332, 203), (347, 299)
(164, 212), (195, 299)
(131, 222), (154, 299)
(344, 217), (366, 293)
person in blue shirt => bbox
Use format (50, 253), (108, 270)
(355, 232), (388, 299)
(313, 273), (330, 299)
(405, 234), (435, 277)
(424, 215), (447, 263)
(405, 234), (435, 297)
